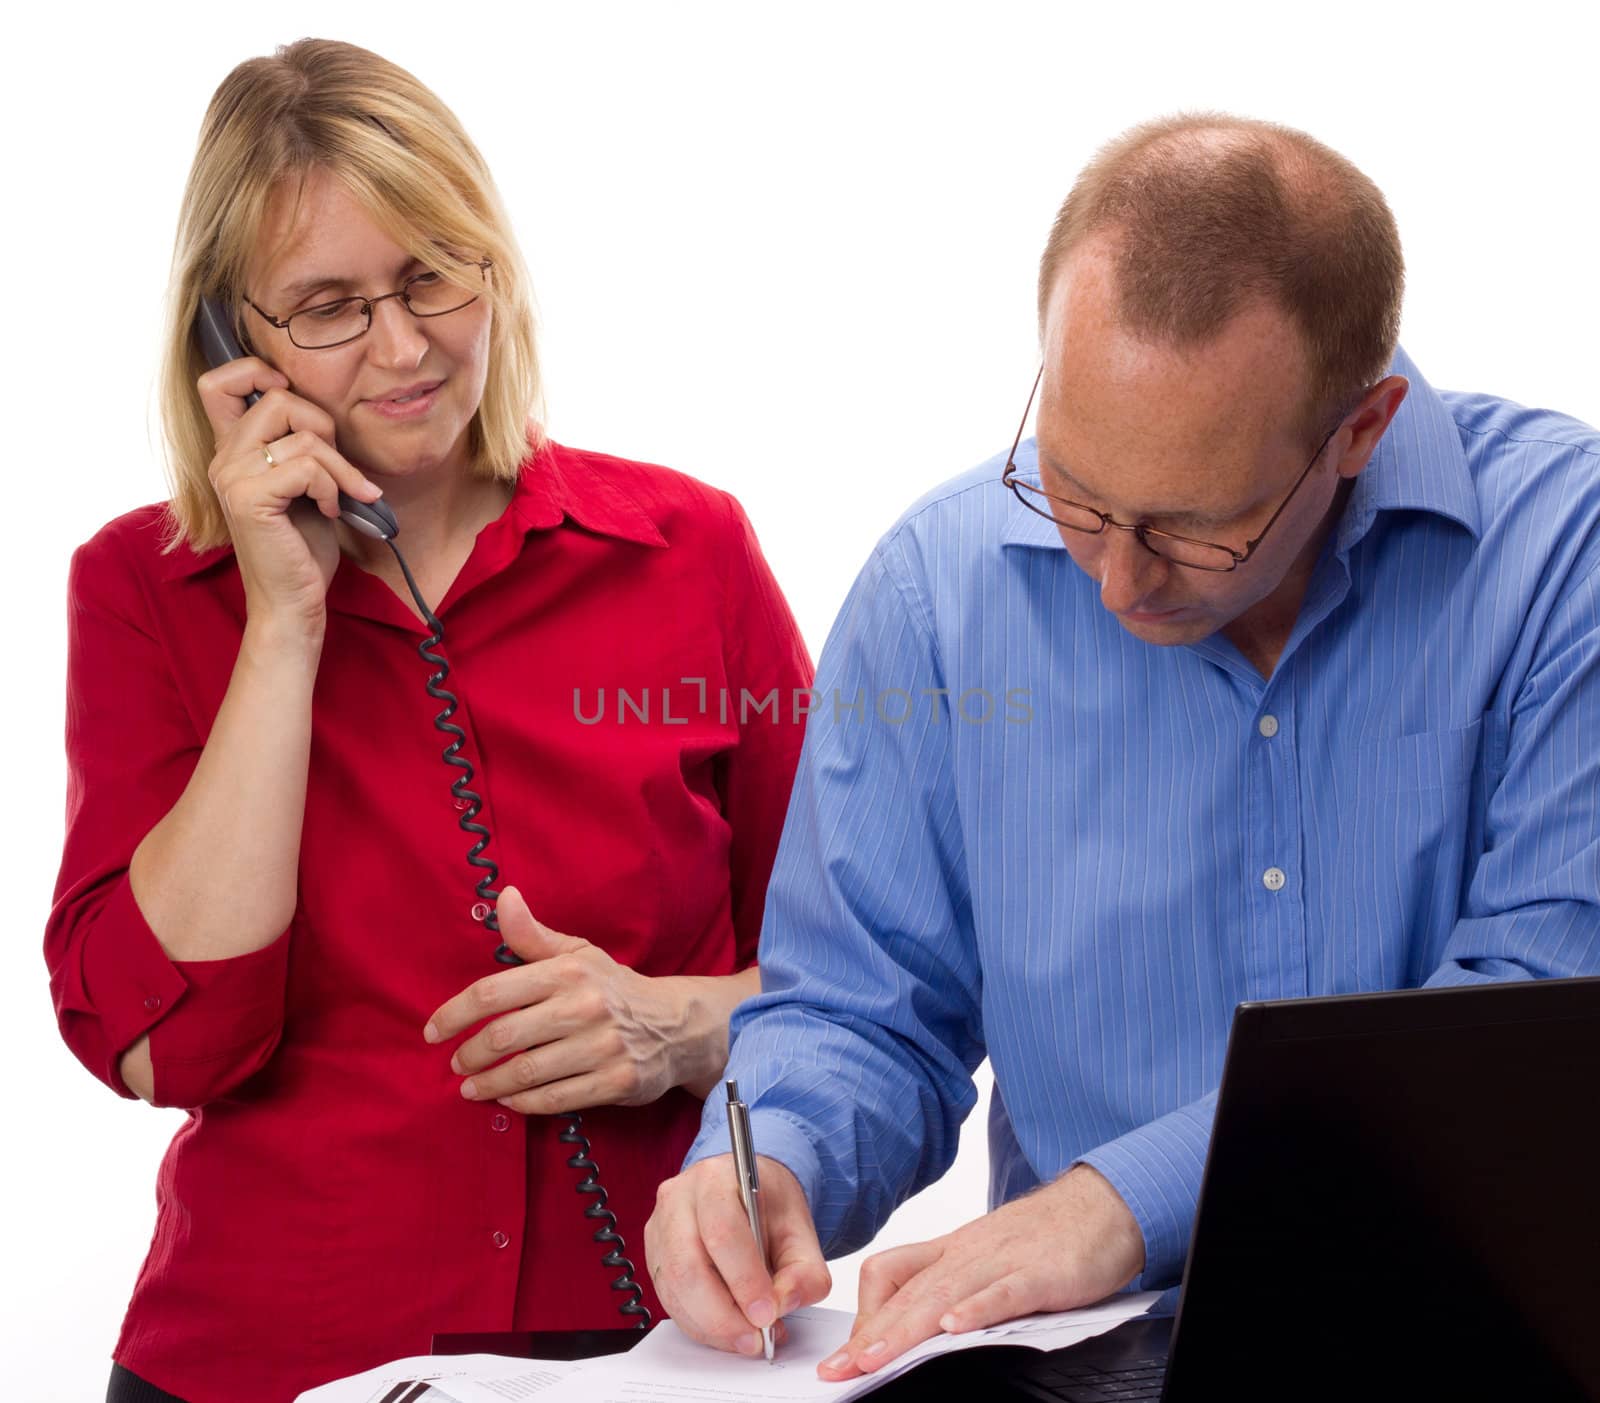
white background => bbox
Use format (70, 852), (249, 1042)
(4, 3), (1596, 1397)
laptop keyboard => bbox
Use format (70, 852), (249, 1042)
(1022, 1352), (1168, 1400)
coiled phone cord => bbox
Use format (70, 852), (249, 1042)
(384, 536), (652, 1330)
(188, 301), (651, 1324)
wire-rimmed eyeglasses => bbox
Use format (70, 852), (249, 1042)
(1001, 365), (1344, 572)
(245, 258), (493, 350)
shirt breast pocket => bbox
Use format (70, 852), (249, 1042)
(1324, 718), (1485, 984)
(1371, 718), (1485, 795)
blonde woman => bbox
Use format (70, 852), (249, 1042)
(45, 39), (810, 1403)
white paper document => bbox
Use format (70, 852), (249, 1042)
(293, 1352), (584, 1402)
(536, 1292), (1160, 1403)
(295, 1292), (1160, 1403)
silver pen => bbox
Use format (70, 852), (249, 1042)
(725, 1079), (775, 1363)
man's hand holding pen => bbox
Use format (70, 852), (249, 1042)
(646, 1151), (830, 1359)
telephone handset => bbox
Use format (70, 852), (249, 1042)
(194, 297), (399, 541)
(190, 296), (652, 1328)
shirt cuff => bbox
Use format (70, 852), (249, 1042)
(80, 876), (292, 1104)
(150, 936), (292, 1105)
(684, 1103), (826, 1217)
(1075, 1098), (1214, 1289)
(77, 876), (193, 1087)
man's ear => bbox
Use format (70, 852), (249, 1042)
(1334, 375), (1409, 482)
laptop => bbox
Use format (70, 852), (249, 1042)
(944, 976), (1600, 1402)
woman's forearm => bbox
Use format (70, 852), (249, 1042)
(119, 618), (322, 1103)
(129, 614), (323, 962)
(669, 966), (763, 1100)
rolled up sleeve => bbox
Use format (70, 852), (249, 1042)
(44, 528), (290, 1106)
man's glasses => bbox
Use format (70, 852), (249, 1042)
(1001, 365), (1344, 572)
(246, 258), (493, 350)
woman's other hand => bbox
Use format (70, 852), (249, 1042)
(424, 886), (757, 1113)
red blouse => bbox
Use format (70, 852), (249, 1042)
(45, 442), (812, 1403)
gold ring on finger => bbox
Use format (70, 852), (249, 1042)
(261, 445), (276, 468)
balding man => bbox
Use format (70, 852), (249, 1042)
(645, 114), (1600, 1379)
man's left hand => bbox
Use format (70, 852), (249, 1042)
(818, 1164), (1146, 1381)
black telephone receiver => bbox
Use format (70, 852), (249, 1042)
(191, 294), (652, 1329)
(194, 297), (399, 542)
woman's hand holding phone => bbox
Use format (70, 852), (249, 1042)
(196, 356), (385, 634)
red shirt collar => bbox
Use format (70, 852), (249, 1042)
(157, 439), (666, 582)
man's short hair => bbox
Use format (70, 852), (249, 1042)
(1038, 112), (1404, 438)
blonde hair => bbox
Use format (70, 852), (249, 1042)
(1038, 112), (1404, 440)
(158, 38), (544, 552)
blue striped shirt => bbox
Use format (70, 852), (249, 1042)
(686, 348), (1600, 1286)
